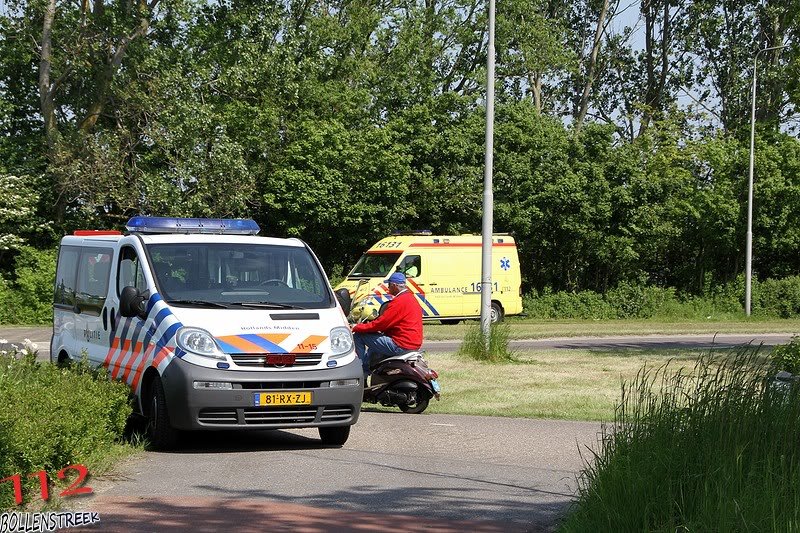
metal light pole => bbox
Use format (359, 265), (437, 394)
(480, 0), (496, 345)
(746, 44), (789, 316)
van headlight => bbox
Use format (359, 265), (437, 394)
(177, 327), (227, 360)
(329, 327), (353, 358)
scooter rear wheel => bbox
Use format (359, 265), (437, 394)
(399, 390), (430, 414)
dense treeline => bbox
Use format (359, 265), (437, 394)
(0, 0), (798, 297)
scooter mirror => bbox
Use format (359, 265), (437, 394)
(335, 288), (352, 315)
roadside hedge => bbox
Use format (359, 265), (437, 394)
(524, 276), (800, 320)
(0, 348), (132, 509)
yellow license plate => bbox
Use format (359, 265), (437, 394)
(253, 392), (312, 406)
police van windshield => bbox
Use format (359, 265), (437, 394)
(146, 243), (332, 309)
(348, 252), (401, 278)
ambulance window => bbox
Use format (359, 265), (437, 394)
(117, 247), (147, 296)
(76, 247), (113, 315)
(54, 246), (80, 307)
(349, 253), (401, 277)
(398, 255), (421, 278)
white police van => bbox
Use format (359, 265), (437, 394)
(51, 217), (362, 448)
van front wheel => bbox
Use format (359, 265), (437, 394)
(147, 376), (179, 450)
(490, 302), (504, 323)
(319, 425), (350, 446)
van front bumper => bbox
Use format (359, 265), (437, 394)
(161, 356), (363, 431)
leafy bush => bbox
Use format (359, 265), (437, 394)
(0, 247), (56, 325)
(523, 288), (613, 319)
(604, 283), (675, 319)
(522, 276), (800, 320)
(0, 349), (132, 509)
(524, 284), (708, 320)
(771, 335), (800, 374)
(327, 263), (345, 288)
(753, 276), (800, 318)
(562, 348), (800, 531)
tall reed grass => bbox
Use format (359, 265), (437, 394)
(562, 346), (800, 531)
(458, 322), (514, 362)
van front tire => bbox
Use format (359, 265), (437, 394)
(147, 376), (179, 450)
(319, 425), (350, 446)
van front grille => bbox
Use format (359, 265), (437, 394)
(243, 407), (318, 425)
(198, 408), (238, 425)
(237, 381), (323, 390)
(320, 406), (354, 422)
(198, 405), (355, 426)
(232, 353), (323, 368)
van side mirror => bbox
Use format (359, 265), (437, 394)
(335, 288), (352, 315)
(120, 286), (146, 318)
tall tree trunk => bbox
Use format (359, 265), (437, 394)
(530, 73), (542, 114)
(575, 0), (610, 131)
(639, 0), (671, 136)
(79, 17), (151, 132)
(39, 0), (58, 148)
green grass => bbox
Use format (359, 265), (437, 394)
(378, 347), (734, 421)
(560, 347), (800, 531)
(423, 317), (800, 340)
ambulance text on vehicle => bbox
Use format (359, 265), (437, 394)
(51, 217), (361, 448)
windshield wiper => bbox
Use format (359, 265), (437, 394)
(167, 299), (233, 309)
(230, 302), (306, 309)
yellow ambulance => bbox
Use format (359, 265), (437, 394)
(336, 231), (522, 324)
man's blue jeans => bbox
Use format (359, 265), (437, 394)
(354, 333), (406, 381)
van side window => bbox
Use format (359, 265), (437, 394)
(398, 255), (421, 278)
(54, 246), (80, 308)
(118, 247), (147, 295)
(76, 248), (113, 315)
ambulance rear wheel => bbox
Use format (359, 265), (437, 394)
(490, 302), (504, 323)
(147, 376), (179, 450)
(319, 425), (350, 446)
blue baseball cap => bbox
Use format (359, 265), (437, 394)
(385, 272), (407, 285)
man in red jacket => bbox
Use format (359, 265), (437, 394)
(352, 271), (423, 382)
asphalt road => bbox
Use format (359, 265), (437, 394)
(81, 412), (601, 532)
(0, 326), (793, 362)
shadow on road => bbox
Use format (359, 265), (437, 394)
(84, 488), (565, 532)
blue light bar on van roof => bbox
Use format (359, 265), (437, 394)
(125, 217), (260, 235)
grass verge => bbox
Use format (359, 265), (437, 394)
(457, 322), (515, 362)
(0, 352), (141, 510)
(365, 347), (741, 420)
(560, 347), (799, 531)
(423, 317), (800, 340)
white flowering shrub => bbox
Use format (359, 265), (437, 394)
(0, 174), (44, 252)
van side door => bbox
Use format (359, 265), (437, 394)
(73, 246), (114, 367)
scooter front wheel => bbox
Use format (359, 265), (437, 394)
(399, 390), (430, 414)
